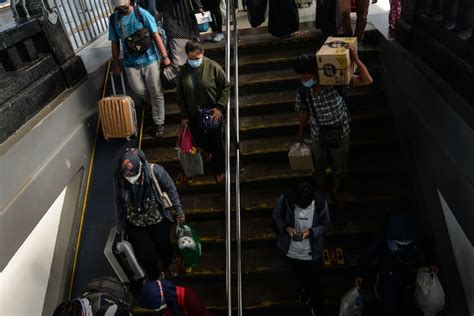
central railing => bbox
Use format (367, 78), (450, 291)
(224, 0), (242, 315)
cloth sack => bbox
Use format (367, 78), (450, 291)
(339, 287), (363, 316)
(176, 224), (202, 268)
(415, 268), (445, 316)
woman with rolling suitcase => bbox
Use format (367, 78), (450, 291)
(114, 148), (185, 280)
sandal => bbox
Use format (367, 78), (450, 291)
(215, 173), (225, 184)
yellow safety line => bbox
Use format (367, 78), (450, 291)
(138, 108), (145, 149)
(67, 59), (111, 300)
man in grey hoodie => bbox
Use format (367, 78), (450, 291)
(272, 182), (331, 316)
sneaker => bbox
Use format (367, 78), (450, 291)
(212, 33), (224, 42)
(458, 29), (472, 40)
(207, 33), (216, 42)
(444, 21), (456, 31)
(155, 124), (165, 137)
(298, 288), (311, 305)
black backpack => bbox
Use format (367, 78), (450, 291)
(82, 276), (134, 314)
(109, 6), (152, 56)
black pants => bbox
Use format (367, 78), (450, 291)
(127, 219), (172, 281)
(288, 258), (324, 315)
(188, 116), (225, 174)
(375, 270), (420, 316)
(202, 0), (223, 33)
(455, 0), (474, 30)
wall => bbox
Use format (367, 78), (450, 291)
(0, 61), (106, 313)
(380, 36), (474, 315)
(0, 188), (66, 316)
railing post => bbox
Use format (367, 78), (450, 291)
(224, 0), (232, 315)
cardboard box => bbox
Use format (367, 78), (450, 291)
(316, 37), (357, 85)
(288, 143), (314, 171)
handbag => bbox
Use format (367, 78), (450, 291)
(190, 71), (222, 130)
(319, 124), (344, 148)
(304, 85), (344, 148)
(149, 164), (173, 209)
(199, 108), (221, 130)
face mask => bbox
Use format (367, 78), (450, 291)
(116, 6), (129, 15)
(302, 78), (316, 88)
(124, 162), (142, 184)
(188, 58), (203, 68)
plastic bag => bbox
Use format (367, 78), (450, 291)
(288, 142), (313, 170)
(176, 224), (202, 269)
(415, 268), (445, 316)
(220, 0), (227, 22)
(177, 124), (195, 154)
(339, 287), (363, 316)
(160, 64), (180, 90)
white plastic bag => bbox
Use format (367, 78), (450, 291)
(339, 287), (363, 316)
(415, 268), (445, 316)
(288, 142), (313, 170)
(220, 0), (227, 22)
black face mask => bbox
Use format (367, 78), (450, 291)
(116, 6), (129, 15)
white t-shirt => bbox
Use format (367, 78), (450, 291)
(287, 201), (315, 261)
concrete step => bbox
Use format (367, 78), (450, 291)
(180, 184), (411, 220)
(144, 85), (384, 124)
(142, 133), (397, 176)
(168, 269), (380, 311)
(200, 27), (380, 59)
(142, 98), (390, 146)
(161, 64), (384, 101)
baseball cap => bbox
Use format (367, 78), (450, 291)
(112, 0), (129, 7)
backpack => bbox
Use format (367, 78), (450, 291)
(82, 276), (134, 314)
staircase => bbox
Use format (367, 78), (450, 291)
(141, 26), (412, 315)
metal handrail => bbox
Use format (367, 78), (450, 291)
(231, 5), (243, 316)
(224, 0), (232, 314)
(224, 1), (242, 315)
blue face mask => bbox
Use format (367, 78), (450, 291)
(188, 58), (203, 68)
(302, 78), (316, 88)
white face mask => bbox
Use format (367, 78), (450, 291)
(124, 162), (142, 184)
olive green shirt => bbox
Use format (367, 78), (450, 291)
(176, 57), (230, 119)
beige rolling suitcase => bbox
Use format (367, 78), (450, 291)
(98, 72), (137, 140)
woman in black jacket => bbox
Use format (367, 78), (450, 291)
(114, 148), (185, 280)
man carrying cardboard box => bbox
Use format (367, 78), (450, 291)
(294, 45), (373, 207)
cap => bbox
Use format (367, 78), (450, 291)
(112, 0), (129, 8)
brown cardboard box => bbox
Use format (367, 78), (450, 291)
(316, 37), (357, 85)
(288, 143), (314, 171)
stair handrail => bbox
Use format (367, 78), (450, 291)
(224, 1), (232, 315)
(230, 4), (243, 316)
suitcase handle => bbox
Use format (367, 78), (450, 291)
(110, 71), (127, 96)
